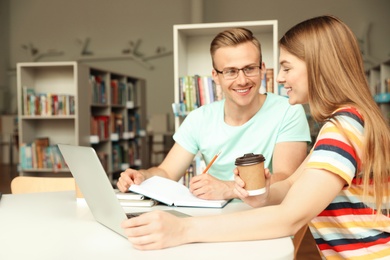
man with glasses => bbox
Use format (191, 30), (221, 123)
(118, 28), (310, 200)
(214, 65), (262, 80)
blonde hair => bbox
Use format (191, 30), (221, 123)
(210, 27), (262, 68)
(279, 15), (390, 214)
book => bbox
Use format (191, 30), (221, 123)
(196, 75), (206, 106)
(118, 199), (156, 207)
(115, 190), (144, 200)
(19, 143), (33, 169)
(22, 86), (35, 115)
(129, 176), (230, 208)
(114, 190), (156, 207)
(34, 137), (50, 168)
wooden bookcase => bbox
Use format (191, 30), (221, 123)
(366, 59), (390, 124)
(173, 20), (278, 130)
(17, 62), (147, 183)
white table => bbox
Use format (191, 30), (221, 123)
(0, 191), (293, 260)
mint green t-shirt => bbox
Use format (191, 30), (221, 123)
(173, 93), (311, 181)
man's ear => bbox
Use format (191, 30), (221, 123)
(261, 61), (266, 72)
(212, 69), (220, 85)
(260, 62), (266, 80)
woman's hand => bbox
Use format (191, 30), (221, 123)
(233, 167), (272, 208)
(121, 210), (190, 250)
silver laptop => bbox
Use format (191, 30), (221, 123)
(57, 144), (190, 238)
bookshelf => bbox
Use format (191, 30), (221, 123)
(366, 59), (390, 124)
(17, 62), (148, 182)
(89, 67), (148, 182)
(173, 20), (278, 130)
(17, 62), (90, 177)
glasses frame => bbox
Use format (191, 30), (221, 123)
(214, 65), (262, 80)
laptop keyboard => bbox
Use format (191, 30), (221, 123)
(126, 210), (191, 219)
(126, 212), (143, 218)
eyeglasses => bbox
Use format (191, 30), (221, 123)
(214, 65), (261, 80)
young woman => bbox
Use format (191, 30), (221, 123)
(121, 15), (390, 259)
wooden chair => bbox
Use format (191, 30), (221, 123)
(293, 224), (322, 259)
(293, 224), (309, 258)
(10, 176), (76, 194)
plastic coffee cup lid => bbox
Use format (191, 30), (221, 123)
(235, 153), (265, 166)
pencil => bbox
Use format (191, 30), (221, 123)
(202, 151), (221, 174)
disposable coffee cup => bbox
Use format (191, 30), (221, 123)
(235, 153), (266, 196)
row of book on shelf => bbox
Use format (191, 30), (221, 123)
(175, 75), (223, 116)
(90, 75), (137, 106)
(173, 69), (274, 116)
(91, 140), (141, 175)
(112, 141), (142, 170)
(19, 137), (142, 174)
(90, 112), (141, 141)
(19, 137), (67, 170)
(22, 87), (75, 116)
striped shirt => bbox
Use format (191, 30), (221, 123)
(307, 107), (390, 259)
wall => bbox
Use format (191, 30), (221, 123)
(204, 0), (390, 66)
(6, 0), (193, 131)
(0, 0), (10, 114)
(3, 0), (390, 131)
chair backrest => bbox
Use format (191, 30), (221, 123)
(293, 224), (309, 258)
(11, 176), (76, 194)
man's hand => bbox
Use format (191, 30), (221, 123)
(117, 168), (146, 192)
(189, 174), (235, 200)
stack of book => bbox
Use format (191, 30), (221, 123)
(115, 190), (156, 207)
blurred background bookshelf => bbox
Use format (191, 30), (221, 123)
(366, 59), (390, 125)
(16, 62), (148, 186)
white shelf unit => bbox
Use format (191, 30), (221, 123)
(366, 59), (390, 124)
(17, 62), (148, 181)
(17, 62), (90, 177)
(173, 20), (278, 130)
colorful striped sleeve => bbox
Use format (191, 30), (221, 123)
(306, 107), (364, 186)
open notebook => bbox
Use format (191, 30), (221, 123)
(129, 176), (230, 208)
